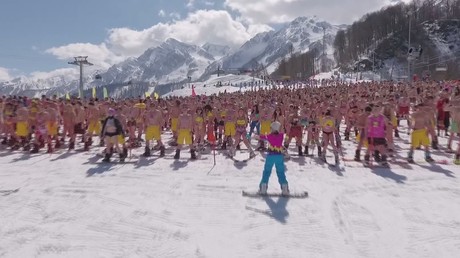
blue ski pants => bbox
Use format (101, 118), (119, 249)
(260, 154), (288, 187)
(248, 121), (260, 138)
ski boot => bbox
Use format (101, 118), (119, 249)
(304, 146), (309, 156)
(55, 140), (61, 149)
(317, 146), (322, 157)
(1, 137), (7, 145)
(425, 152), (434, 163)
(236, 144), (241, 150)
(380, 155), (389, 167)
(174, 149), (180, 160)
(354, 149), (361, 161)
(407, 150), (414, 164)
(222, 140), (227, 150)
(8, 137), (16, 147)
(68, 141), (75, 150)
(364, 154), (370, 167)
(281, 184), (290, 196)
(102, 152), (112, 163)
(344, 131), (350, 141)
(30, 144), (40, 154)
(191, 149), (197, 160)
(11, 143), (20, 151)
(374, 150), (381, 163)
(432, 140), (439, 150)
(298, 145), (303, 156)
(23, 143), (31, 152)
(143, 146), (151, 157)
(159, 145), (166, 157)
(258, 183), (268, 195)
(83, 141), (91, 151)
(47, 143), (53, 154)
(119, 149), (127, 163)
(395, 129), (399, 138)
(334, 152), (339, 165)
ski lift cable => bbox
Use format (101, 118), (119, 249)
(412, 54), (460, 69)
(412, 48), (460, 62)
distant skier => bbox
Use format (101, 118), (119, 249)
(257, 121), (289, 195)
(101, 108), (127, 162)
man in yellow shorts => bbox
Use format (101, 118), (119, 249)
(174, 104), (196, 160)
(408, 104), (434, 163)
(13, 107), (30, 151)
(222, 102), (236, 150)
(143, 102), (165, 157)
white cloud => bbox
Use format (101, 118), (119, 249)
(45, 43), (125, 69)
(30, 68), (79, 80)
(158, 9), (166, 17)
(45, 10), (272, 76)
(169, 12), (181, 20)
(107, 9), (271, 57)
(224, 0), (413, 25)
(0, 67), (12, 82)
(187, 0), (195, 8)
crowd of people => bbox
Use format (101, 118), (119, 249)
(1, 80), (459, 171)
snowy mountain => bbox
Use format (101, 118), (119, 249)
(202, 43), (231, 60)
(0, 39), (220, 98)
(0, 69), (82, 97)
(201, 16), (342, 79)
(97, 38), (217, 85)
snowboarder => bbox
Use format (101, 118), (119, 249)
(257, 121), (289, 196)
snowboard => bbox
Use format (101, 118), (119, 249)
(242, 190), (308, 199)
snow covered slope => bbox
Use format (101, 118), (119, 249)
(1, 125), (459, 258)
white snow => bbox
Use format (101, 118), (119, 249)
(1, 124), (460, 258)
(164, 74), (267, 97)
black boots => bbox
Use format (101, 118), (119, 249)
(143, 146), (151, 157)
(174, 149), (180, 159)
(103, 151), (113, 162)
(191, 148), (197, 160)
(344, 131), (350, 141)
(159, 145), (165, 157)
(354, 149), (361, 161)
(298, 145), (303, 156)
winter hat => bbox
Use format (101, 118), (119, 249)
(270, 121), (281, 133)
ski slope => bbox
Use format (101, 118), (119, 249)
(1, 127), (460, 258)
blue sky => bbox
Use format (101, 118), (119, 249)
(0, 0), (223, 74)
(0, 0), (406, 80)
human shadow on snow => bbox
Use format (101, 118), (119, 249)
(370, 167), (407, 184)
(86, 163), (116, 177)
(418, 163), (456, 178)
(246, 196), (290, 224)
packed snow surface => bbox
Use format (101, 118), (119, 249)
(1, 126), (460, 258)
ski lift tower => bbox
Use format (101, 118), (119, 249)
(68, 56), (93, 98)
